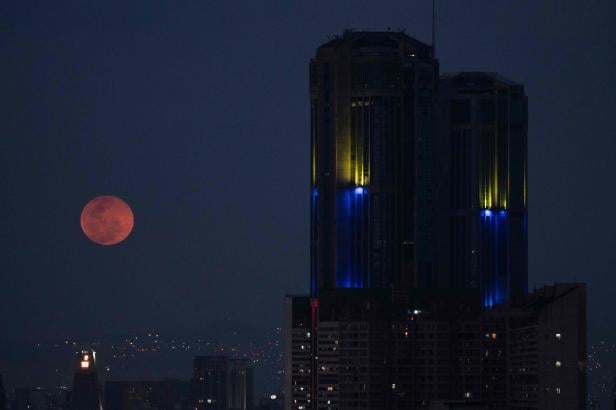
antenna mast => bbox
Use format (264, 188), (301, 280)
(432, 0), (437, 58)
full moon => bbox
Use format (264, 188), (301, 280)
(80, 195), (134, 245)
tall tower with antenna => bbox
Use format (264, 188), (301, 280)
(71, 350), (103, 410)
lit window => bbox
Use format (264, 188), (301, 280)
(327, 386), (334, 391)
(270, 394), (277, 400)
(555, 361), (562, 367)
(80, 361), (90, 369)
(391, 383), (396, 390)
(556, 387), (561, 395)
(490, 332), (497, 340)
(555, 333), (562, 340)
(83, 354), (89, 361)
(465, 392), (471, 398)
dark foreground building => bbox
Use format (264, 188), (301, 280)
(0, 374), (5, 410)
(284, 30), (586, 410)
(285, 284), (586, 409)
(9, 386), (70, 410)
(104, 380), (190, 410)
(191, 356), (254, 410)
(71, 350), (102, 410)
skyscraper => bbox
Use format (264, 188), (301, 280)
(71, 350), (103, 410)
(228, 359), (254, 410)
(439, 72), (528, 305)
(193, 356), (228, 409)
(284, 29), (584, 410)
(310, 30), (439, 293)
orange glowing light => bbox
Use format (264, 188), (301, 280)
(80, 195), (134, 245)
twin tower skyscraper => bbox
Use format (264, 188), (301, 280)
(309, 30), (527, 305)
(285, 30), (532, 410)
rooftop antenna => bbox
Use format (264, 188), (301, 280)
(432, 0), (438, 58)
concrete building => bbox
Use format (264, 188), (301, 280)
(104, 380), (190, 410)
(71, 350), (102, 410)
(283, 296), (312, 410)
(284, 285), (586, 409)
(192, 356), (253, 410)
(505, 283), (587, 410)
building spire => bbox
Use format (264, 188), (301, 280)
(432, 0), (437, 57)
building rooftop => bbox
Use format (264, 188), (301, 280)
(441, 71), (522, 87)
(317, 30), (433, 57)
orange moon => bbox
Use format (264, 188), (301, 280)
(80, 195), (134, 245)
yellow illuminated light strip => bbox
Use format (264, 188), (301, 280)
(524, 169), (527, 207)
(337, 127), (353, 184)
(347, 97), (369, 187)
(479, 92), (520, 211)
(312, 140), (316, 185)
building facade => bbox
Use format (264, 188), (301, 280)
(284, 285), (586, 409)
(192, 356), (254, 410)
(104, 380), (190, 410)
(283, 296), (312, 410)
(71, 350), (103, 410)
(506, 283), (587, 410)
(310, 30), (439, 293)
(438, 72), (528, 306)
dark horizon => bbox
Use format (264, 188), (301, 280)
(2, 0), (616, 399)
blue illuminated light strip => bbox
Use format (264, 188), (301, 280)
(310, 188), (318, 295)
(480, 208), (508, 308)
(336, 186), (367, 288)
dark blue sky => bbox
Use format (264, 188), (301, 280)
(1, 0), (615, 346)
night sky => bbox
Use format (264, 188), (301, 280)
(2, 0), (615, 359)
